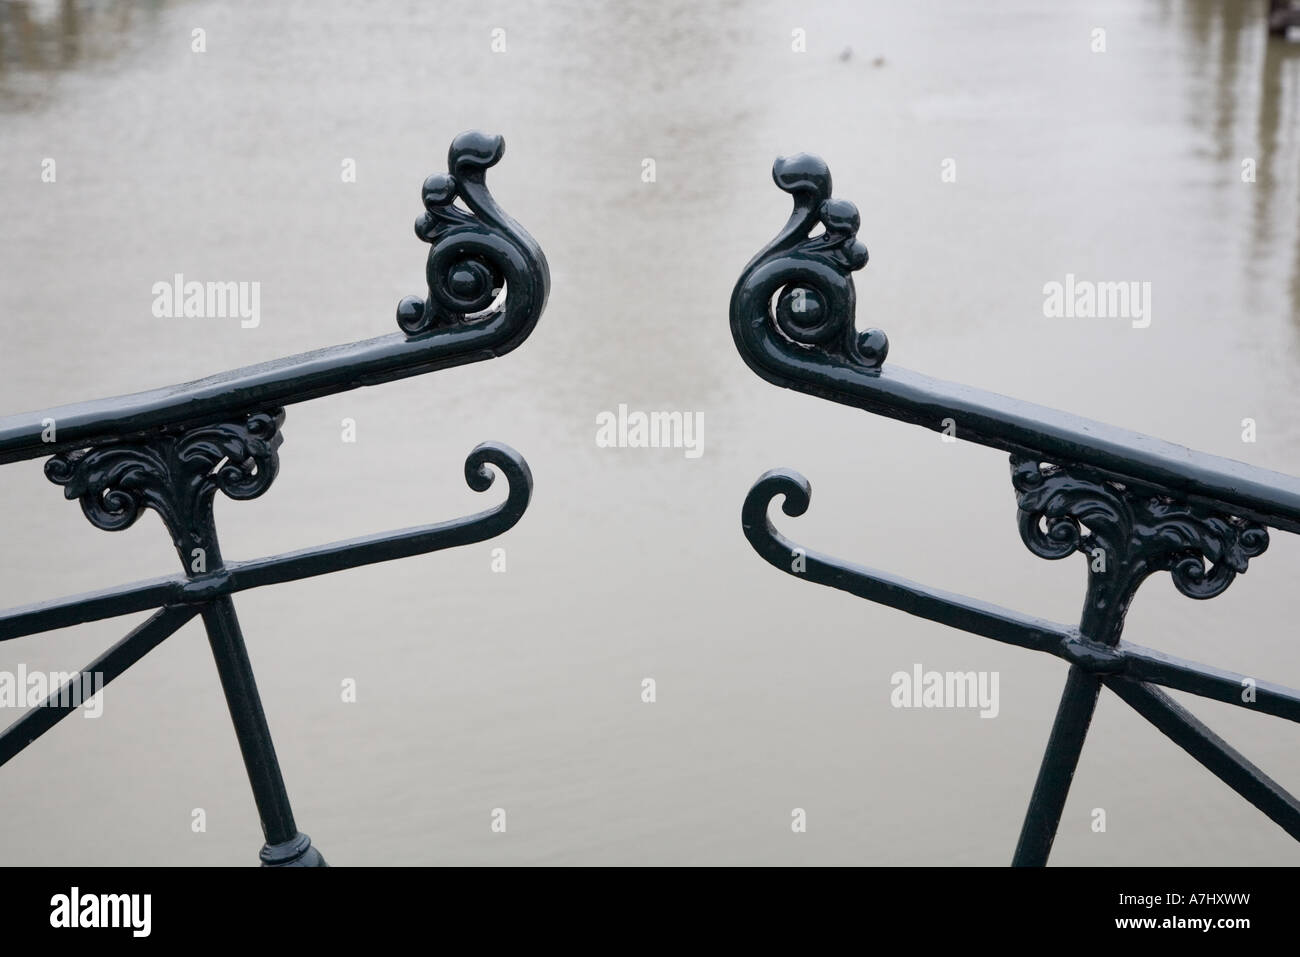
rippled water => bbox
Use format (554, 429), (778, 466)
(1, 0), (1298, 865)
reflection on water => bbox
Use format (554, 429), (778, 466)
(0, 1), (1299, 866)
(0, 1), (169, 95)
(1177, 0), (1300, 322)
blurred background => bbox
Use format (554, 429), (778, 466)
(1, 0), (1298, 865)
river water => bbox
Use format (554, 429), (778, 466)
(1, 0), (1298, 865)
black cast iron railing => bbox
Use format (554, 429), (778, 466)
(0, 131), (547, 866)
(731, 152), (1300, 866)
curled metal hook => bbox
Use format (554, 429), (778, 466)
(0, 441), (533, 640)
(742, 468), (1300, 720)
(744, 467), (1085, 659)
(222, 440), (532, 592)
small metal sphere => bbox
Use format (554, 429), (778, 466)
(450, 265), (486, 298)
(776, 285), (827, 337)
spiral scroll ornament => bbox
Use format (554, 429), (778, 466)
(731, 152), (888, 371)
(396, 131), (549, 339)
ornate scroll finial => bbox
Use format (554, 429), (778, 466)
(1011, 457), (1269, 644)
(730, 153), (888, 379)
(44, 410), (284, 567)
(396, 131), (550, 341)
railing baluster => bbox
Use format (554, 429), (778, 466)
(199, 594), (315, 865)
(1011, 666), (1103, 867)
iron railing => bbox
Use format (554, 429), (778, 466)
(0, 131), (547, 866)
(731, 151), (1300, 865)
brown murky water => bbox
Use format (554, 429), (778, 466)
(0, 0), (1298, 865)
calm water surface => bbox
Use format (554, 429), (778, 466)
(0, 0), (1298, 865)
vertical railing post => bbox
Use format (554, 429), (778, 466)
(198, 592), (323, 866)
(44, 407), (325, 865)
(1010, 665), (1102, 866)
(159, 410), (323, 865)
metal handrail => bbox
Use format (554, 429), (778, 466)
(731, 151), (1300, 865)
(0, 134), (548, 466)
(0, 130), (547, 866)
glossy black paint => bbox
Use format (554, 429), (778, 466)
(0, 132), (545, 867)
(0, 132), (548, 467)
(733, 151), (1300, 866)
(1011, 457), (1268, 646)
(731, 155), (1300, 536)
